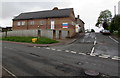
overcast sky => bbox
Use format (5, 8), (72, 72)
(0, 0), (120, 32)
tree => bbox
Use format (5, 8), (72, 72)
(110, 14), (120, 36)
(103, 22), (108, 29)
(96, 10), (112, 29)
(91, 29), (95, 32)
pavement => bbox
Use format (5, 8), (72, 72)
(94, 33), (119, 57)
(1, 33), (83, 47)
(1, 33), (85, 47)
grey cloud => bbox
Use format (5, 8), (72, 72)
(2, 1), (71, 19)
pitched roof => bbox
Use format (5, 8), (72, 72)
(13, 8), (73, 20)
(75, 18), (85, 24)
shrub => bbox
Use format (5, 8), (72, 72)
(91, 29), (95, 32)
(118, 28), (120, 37)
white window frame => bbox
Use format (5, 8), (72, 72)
(51, 20), (55, 29)
(30, 21), (35, 25)
(21, 21), (25, 26)
(17, 22), (21, 26)
(40, 20), (45, 25)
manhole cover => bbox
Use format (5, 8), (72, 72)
(84, 70), (99, 76)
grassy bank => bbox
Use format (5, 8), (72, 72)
(1, 36), (59, 44)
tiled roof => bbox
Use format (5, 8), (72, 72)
(13, 8), (73, 20)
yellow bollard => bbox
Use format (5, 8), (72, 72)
(32, 38), (38, 43)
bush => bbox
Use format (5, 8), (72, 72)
(91, 29), (95, 32)
(118, 28), (120, 37)
(110, 14), (120, 35)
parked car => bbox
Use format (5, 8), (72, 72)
(102, 30), (111, 35)
(100, 29), (104, 33)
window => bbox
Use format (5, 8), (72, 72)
(40, 20), (45, 25)
(72, 21), (75, 25)
(30, 21), (35, 25)
(21, 21), (25, 26)
(17, 22), (21, 26)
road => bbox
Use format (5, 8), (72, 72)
(94, 33), (119, 57)
(2, 33), (120, 77)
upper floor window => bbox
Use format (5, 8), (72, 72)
(30, 21), (35, 25)
(40, 20), (45, 25)
(71, 21), (76, 25)
(21, 21), (25, 26)
(17, 22), (21, 26)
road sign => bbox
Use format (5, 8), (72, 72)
(62, 23), (68, 28)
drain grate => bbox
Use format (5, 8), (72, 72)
(84, 70), (100, 77)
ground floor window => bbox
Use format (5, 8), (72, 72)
(17, 22), (21, 26)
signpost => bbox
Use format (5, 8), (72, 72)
(62, 23), (68, 28)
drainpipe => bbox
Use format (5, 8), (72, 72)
(47, 18), (50, 29)
(26, 20), (28, 30)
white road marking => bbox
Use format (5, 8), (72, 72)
(109, 36), (119, 43)
(95, 37), (96, 40)
(112, 58), (120, 61)
(65, 50), (69, 52)
(33, 46), (36, 47)
(56, 49), (62, 51)
(90, 47), (95, 56)
(112, 56), (120, 61)
(113, 56), (120, 58)
(90, 54), (96, 56)
(94, 41), (97, 45)
(93, 53), (99, 55)
(45, 47), (50, 49)
(71, 51), (76, 54)
(51, 48), (56, 50)
(2, 66), (17, 78)
(99, 55), (110, 58)
(78, 52), (86, 55)
(103, 55), (110, 57)
(37, 47), (40, 48)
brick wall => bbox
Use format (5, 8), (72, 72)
(13, 17), (75, 30)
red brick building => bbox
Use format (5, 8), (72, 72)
(12, 7), (76, 33)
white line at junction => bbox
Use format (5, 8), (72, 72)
(109, 36), (119, 43)
(2, 66), (17, 78)
(90, 47), (95, 56)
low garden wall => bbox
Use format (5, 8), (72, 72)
(1, 29), (76, 39)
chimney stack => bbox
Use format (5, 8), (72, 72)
(53, 7), (58, 10)
(77, 15), (80, 19)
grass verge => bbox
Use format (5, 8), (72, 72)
(1, 36), (59, 44)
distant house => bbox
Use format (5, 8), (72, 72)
(13, 7), (76, 33)
(75, 15), (85, 33)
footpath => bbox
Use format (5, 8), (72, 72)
(2, 33), (85, 47)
